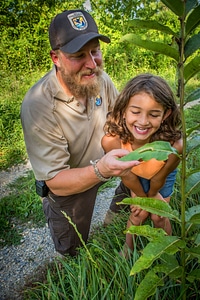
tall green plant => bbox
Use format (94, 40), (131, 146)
(118, 1), (200, 299)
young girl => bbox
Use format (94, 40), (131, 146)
(102, 73), (182, 257)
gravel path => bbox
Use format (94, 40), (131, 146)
(0, 163), (118, 300)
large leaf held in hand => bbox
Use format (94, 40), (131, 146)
(119, 141), (179, 162)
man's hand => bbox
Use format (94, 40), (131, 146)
(97, 149), (140, 178)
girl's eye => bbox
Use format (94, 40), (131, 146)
(150, 114), (161, 118)
(131, 111), (140, 114)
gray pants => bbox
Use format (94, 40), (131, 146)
(43, 183), (103, 256)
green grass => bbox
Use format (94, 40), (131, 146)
(0, 170), (46, 247)
(22, 210), (199, 300)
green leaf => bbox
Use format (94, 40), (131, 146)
(186, 135), (200, 153)
(194, 233), (200, 245)
(187, 269), (200, 283)
(185, 4), (200, 36)
(125, 224), (167, 241)
(185, 88), (200, 104)
(186, 124), (200, 136)
(118, 197), (180, 222)
(184, 34), (200, 59)
(185, 245), (200, 262)
(184, 56), (200, 83)
(120, 34), (179, 61)
(134, 270), (164, 300)
(185, 205), (200, 222)
(128, 19), (177, 36)
(130, 236), (185, 275)
(185, 172), (200, 196)
(160, 252), (179, 267)
(153, 262), (183, 279)
(161, 0), (184, 16)
(185, 0), (199, 16)
(119, 141), (179, 162)
(189, 214), (200, 225)
(135, 263), (182, 300)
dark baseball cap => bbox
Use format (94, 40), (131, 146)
(49, 9), (110, 53)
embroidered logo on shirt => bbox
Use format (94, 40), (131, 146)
(67, 12), (88, 31)
(95, 96), (102, 106)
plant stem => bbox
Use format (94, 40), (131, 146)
(179, 9), (187, 300)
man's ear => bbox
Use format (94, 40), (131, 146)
(163, 109), (172, 121)
(50, 50), (59, 66)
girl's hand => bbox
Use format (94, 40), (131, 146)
(130, 190), (143, 217)
(130, 205), (142, 217)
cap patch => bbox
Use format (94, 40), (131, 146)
(67, 12), (88, 31)
(95, 96), (102, 106)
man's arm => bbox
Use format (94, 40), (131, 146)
(46, 149), (140, 196)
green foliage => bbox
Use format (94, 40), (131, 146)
(118, 1), (200, 299)
(0, 171), (45, 247)
(0, 0), (86, 73)
(120, 1), (200, 92)
(0, 71), (41, 169)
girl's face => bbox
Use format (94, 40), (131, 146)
(123, 92), (171, 143)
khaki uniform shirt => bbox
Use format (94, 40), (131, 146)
(21, 67), (118, 180)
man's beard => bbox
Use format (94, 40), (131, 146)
(60, 66), (103, 99)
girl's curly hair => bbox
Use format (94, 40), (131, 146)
(104, 73), (182, 145)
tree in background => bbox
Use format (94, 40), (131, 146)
(0, 0), (85, 72)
